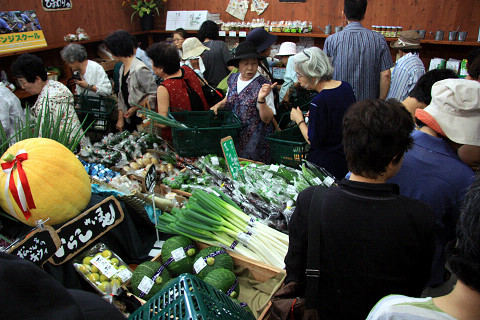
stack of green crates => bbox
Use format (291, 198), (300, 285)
(128, 273), (255, 320)
(170, 110), (242, 157)
(266, 125), (310, 168)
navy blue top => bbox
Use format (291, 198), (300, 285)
(388, 130), (475, 286)
(307, 81), (356, 180)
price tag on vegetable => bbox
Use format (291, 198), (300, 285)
(138, 276), (155, 294)
(145, 165), (157, 194)
(221, 136), (244, 181)
(91, 255), (117, 278)
(171, 247), (186, 261)
(116, 268), (133, 282)
(193, 257), (207, 274)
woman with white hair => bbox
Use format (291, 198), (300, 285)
(290, 47), (356, 179)
(60, 43), (112, 97)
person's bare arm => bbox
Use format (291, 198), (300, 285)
(156, 86), (170, 127)
(379, 69), (391, 99)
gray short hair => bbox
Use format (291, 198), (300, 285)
(292, 47), (333, 85)
(60, 43), (87, 63)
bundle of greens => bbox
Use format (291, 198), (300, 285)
(156, 189), (289, 268)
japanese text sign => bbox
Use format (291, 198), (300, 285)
(8, 225), (60, 266)
(49, 196), (124, 265)
(221, 136), (244, 181)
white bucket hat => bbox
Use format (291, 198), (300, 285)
(422, 78), (480, 146)
(274, 42), (297, 58)
(182, 37), (210, 60)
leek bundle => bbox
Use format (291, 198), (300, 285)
(156, 189), (289, 268)
(137, 106), (187, 129)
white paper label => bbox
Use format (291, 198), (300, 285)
(91, 255), (117, 279)
(269, 164), (279, 172)
(219, 31), (226, 37)
(229, 31), (237, 37)
(193, 258), (207, 274)
(324, 176), (335, 187)
(313, 177), (322, 185)
(138, 276), (155, 294)
(211, 156), (219, 166)
(263, 172), (273, 180)
(237, 232), (252, 247)
(115, 268), (132, 282)
(239, 31), (247, 37)
(171, 247), (186, 262)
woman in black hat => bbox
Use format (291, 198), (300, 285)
(211, 41), (276, 163)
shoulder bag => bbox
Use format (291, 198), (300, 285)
(269, 186), (327, 320)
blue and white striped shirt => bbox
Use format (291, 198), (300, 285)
(323, 22), (394, 102)
(387, 53), (425, 102)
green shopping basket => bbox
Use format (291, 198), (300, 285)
(74, 93), (116, 132)
(128, 273), (255, 320)
(266, 125), (310, 168)
(170, 110), (242, 157)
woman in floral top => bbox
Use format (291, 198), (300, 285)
(11, 53), (83, 138)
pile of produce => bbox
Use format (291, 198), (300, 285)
(80, 131), (165, 167)
(73, 243), (133, 295)
(156, 189), (289, 269)
(163, 155), (335, 232)
(130, 236), (248, 314)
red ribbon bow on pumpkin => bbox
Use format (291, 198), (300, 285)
(1, 150), (36, 220)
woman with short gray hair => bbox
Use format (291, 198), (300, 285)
(289, 46), (356, 179)
(60, 43), (112, 97)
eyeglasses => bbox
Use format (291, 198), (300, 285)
(172, 38), (184, 42)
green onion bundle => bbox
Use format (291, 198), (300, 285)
(156, 189), (289, 268)
(137, 106), (187, 129)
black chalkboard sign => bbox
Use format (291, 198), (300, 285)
(8, 225), (60, 266)
(145, 165), (157, 194)
(49, 196), (124, 265)
(42, 0), (73, 11)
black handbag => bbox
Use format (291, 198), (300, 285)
(195, 72), (225, 107)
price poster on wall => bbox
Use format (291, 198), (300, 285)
(0, 10), (47, 54)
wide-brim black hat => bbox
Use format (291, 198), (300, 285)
(246, 27), (278, 52)
(227, 41), (263, 67)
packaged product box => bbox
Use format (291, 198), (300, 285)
(459, 59), (468, 78)
(73, 242), (133, 296)
(428, 58), (446, 71)
(446, 58), (461, 74)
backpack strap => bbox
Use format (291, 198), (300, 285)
(305, 186), (328, 310)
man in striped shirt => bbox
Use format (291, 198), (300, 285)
(323, 0), (393, 102)
(387, 30), (425, 101)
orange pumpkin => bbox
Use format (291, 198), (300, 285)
(0, 138), (91, 226)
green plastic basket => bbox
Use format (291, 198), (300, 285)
(74, 94), (116, 132)
(266, 125), (309, 168)
(128, 273), (255, 320)
(170, 110), (242, 157)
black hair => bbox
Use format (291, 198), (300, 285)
(11, 53), (47, 82)
(447, 174), (480, 292)
(130, 35), (139, 49)
(344, 0), (367, 21)
(146, 42), (180, 75)
(408, 69), (458, 104)
(467, 53), (480, 80)
(172, 28), (188, 39)
(104, 30), (134, 57)
(197, 20), (218, 42)
(343, 99), (414, 179)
